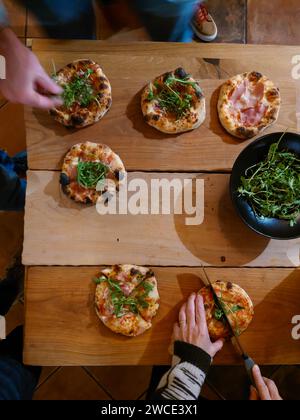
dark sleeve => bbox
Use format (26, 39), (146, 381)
(151, 341), (212, 400)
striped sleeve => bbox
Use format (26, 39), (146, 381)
(154, 341), (212, 400)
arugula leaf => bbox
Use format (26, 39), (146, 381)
(238, 133), (300, 226)
(149, 74), (200, 120)
(77, 161), (108, 189)
(60, 68), (99, 108)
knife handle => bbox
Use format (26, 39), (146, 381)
(243, 355), (256, 388)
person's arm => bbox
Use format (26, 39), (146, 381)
(249, 365), (282, 401)
(0, 7), (63, 109)
(153, 294), (224, 400)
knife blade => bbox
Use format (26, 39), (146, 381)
(201, 267), (256, 387)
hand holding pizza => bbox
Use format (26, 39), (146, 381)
(173, 293), (224, 359)
(0, 28), (63, 109)
(249, 365), (282, 401)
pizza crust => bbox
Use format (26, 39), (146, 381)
(141, 68), (206, 134)
(218, 71), (281, 140)
(50, 59), (112, 129)
(199, 281), (254, 341)
(95, 265), (160, 337)
(60, 142), (126, 205)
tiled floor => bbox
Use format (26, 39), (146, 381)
(1, 0), (300, 400)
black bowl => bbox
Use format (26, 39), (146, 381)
(230, 132), (300, 240)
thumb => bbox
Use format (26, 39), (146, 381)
(249, 386), (259, 400)
(211, 339), (224, 356)
(36, 74), (63, 96)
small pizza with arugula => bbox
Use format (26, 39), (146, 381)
(94, 265), (160, 337)
(50, 59), (112, 128)
(141, 67), (206, 134)
(60, 142), (126, 205)
(199, 281), (254, 341)
(218, 71), (281, 139)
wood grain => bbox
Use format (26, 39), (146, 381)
(24, 266), (300, 366)
(22, 171), (299, 267)
(26, 59), (297, 172)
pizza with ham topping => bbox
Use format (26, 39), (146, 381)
(94, 265), (160, 337)
(50, 59), (112, 128)
(218, 72), (281, 139)
(141, 67), (206, 134)
(199, 281), (254, 341)
(60, 142), (126, 205)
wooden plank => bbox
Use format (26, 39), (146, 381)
(24, 266), (300, 366)
(22, 171), (300, 267)
(31, 39), (300, 58)
(26, 52), (297, 171)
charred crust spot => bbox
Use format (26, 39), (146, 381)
(114, 170), (125, 181)
(163, 72), (172, 82)
(204, 303), (209, 310)
(227, 282), (233, 290)
(152, 114), (160, 121)
(145, 269), (155, 279)
(236, 127), (255, 139)
(175, 67), (188, 79)
(99, 76), (107, 82)
(144, 114), (151, 122)
(60, 173), (70, 186)
(130, 268), (141, 277)
(49, 109), (58, 116)
(100, 83), (109, 91)
(248, 71), (263, 82)
(71, 115), (85, 126)
(85, 197), (93, 204)
(112, 264), (121, 273)
(266, 88), (280, 102)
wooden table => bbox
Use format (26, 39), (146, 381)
(23, 40), (300, 366)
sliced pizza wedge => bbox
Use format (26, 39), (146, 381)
(94, 265), (160, 337)
(199, 281), (254, 341)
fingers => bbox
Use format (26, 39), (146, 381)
(179, 303), (187, 327)
(173, 323), (181, 341)
(249, 386), (259, 400)
(36, 74), (63, 96)
(211, 339), (224, 356)
(252, 365), (271, 401)
(26, 91), (63, 110)
(186, 293), (196, 330)
(264, 378), (282, 401)
(195, 294), (207, 330)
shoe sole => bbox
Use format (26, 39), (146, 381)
(191, 22), (218, 42)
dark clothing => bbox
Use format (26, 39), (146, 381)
(0, 150), (27, 212)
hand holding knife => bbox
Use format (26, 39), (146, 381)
(201, 267), (257, 388)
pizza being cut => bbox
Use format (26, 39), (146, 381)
(60, 142), (126, 205)
(141, 67), (206, 134)
(218, 71), (281, 139)
(50, 59), (112, 128)
(199, 281), (254, 341)
(94, 265), (160, 337)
